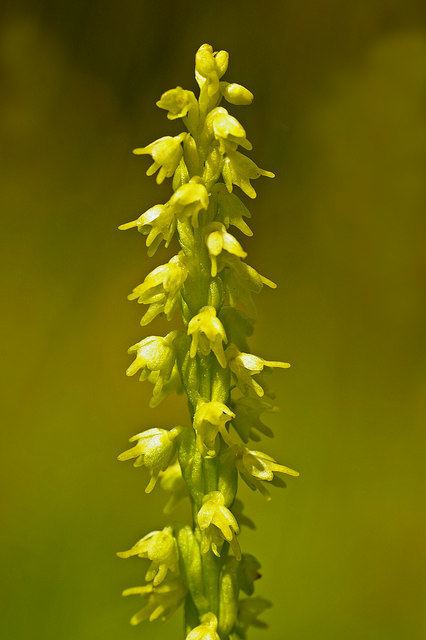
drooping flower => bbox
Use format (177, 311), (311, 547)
(193, 400), (235, 457)
(206, 222), (247, 277)
(133, 133), (186, 184)
(197, 491), (240, 559)
(126, 331), (177, 397)
(156, 86), (196, 120)
(220, 81), (254, 105)
(159, 461), (188, 514)
(220, 254), (277, 315)
(226, 344), (290, 397)
(188, 306), (227, 367)
(231, 444), (299, 499)
(117, 426), (183, 493)
(222, 149), (275, 198)
(168, 178), (209, 228)
(206, 107), (252, 151)
(185, 612), (221, 640)
(119, 204), (176, 256)
(123, 577), (186, 625)
(118, 526), (178, 586)
(235, 597), (272, 634)
(215, 183), (253, 236)
(128, 253), (188, 326)
(231, 395), (276, 442)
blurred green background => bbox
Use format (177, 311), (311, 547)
(1, 1), (425, 638)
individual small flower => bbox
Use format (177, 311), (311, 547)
(186, 612), (220, 640)
(188, 306), (227, 367)
(118, 204), (176, 256)
(148, 362), (182, 408)
(206, 222), (247, 277)
(133, 133), (186, 184)
(215, 183), (253, 236)
(117, 426), (183, 493)
(126, 330), (177, 397)
(237, 554), (262, 596)
(168, 178), (209, 228)
(159, 461), (188, 514)
(195, 44), (228, 96)
(206, 107), (252, 151)
(193, 400), (235, 457)
(118, 526), (178, 586)
(222, 150), (275, 199)
(197, 491), (240, 559)
(235, 597), (272, 634)
(220, 254), (277, 315)
(220, 81), (254, 105)
(226, 344), (290, 397)
(231, 396), (277, 442)
(232, 444), (299, 499)
(128, 253), (188, 326)
(123, 577), (186, 625)
(156, 86), (196, 120)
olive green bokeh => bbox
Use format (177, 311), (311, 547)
(1, 1), (425, 638)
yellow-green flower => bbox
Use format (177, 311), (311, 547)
(220, 254), (276, 315)
(232, 444), (299, 499)
(215, 183), (253, 236)
(186, 613), (220, 640)
(226, 344), (290, 397)
(222, 150), (275, 199)
(193, 400), (235, 457)
(117, 426), (183, 493)
(128, 254), (188, 326)
(197, 491), (240, 559)
(127, 330), (177, 395)
(206, 222), (247, 277)
(123, 577), (186, 625)
(159, 461), (188, 514)
(168, 179), (209, 228)
(188, 306), (227, 367)
(195, 44), (228, 97)
(118, 526), (178, 586)
(156, 86), (196, 120)
(133, 133), (186, 184)
(231, 396), (276, 442)
(206, 107), (252, 151)
(220, 81), (254, 105)
(119, 204), (176, 256)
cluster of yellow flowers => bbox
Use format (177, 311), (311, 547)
(117, 44), (298, 639)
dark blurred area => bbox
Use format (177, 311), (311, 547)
(1, 1), (425, 638)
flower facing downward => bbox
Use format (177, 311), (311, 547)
(197, 491), (240, 559)
(186, 612), (220, 640)
(159, 461), (188, 514)
(206, 107), (252, 151)
(206, 222), (247, 277)
(226, 344), (290, 397)
(123, 577), (186, 625)
(193, 400), (235, 457)
(128, 254), (188, 326)
(222, 150), (275, 199)
(156, 86), (196, 120)
(119, 204), (176, 256)
(118, 426), (183, 493)
(118, 526), (178, 586)
(133, 133), (186, 184)
(168, 179), (209, 228)
(188, 306), (227, 367)
(127, 331), (177, 397)
(231, 396), (276, 443)
(232, 444), (299, 499)
(215, 184), (253, 236)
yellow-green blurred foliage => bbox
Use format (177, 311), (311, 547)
(1, 1), (425, 638)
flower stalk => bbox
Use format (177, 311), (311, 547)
(117, 43), (298, 639)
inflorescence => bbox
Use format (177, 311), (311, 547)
(118, 43), (299, 639)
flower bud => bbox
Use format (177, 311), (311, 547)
(220, 81), (254, 105)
